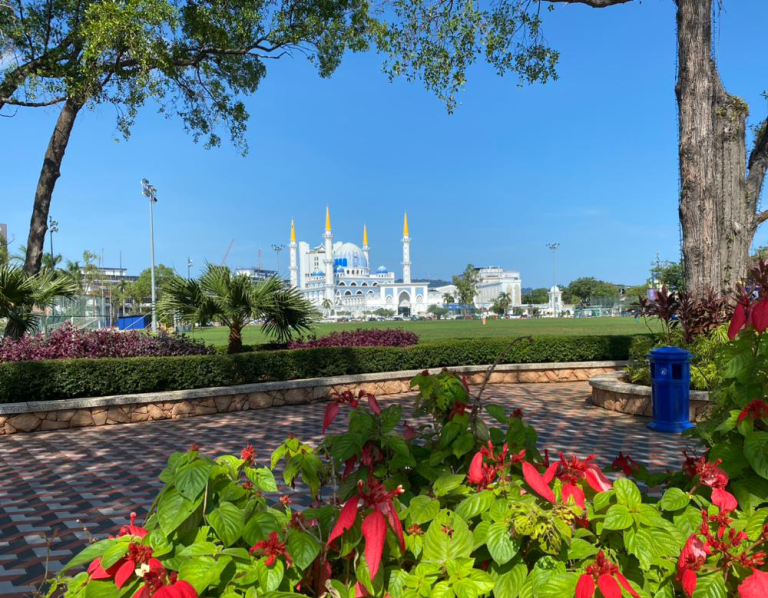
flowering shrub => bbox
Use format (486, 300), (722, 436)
(287, 328), (419, 349)
(47, 356), (768, 598)
(0, 323), (213, 362)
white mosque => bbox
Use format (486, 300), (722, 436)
(289, 208), (433, 317)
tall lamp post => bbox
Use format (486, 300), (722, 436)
(141, 179), (158, 333)
(48, 216), (59, 263)
(187, 257), (193, 280)
(271, 244), (285, 278)
(546, 243), (560, 318)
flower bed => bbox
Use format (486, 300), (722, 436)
(45, 366), (768, 598)
(0, 323), (213, 362)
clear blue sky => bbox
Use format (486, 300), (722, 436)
(3, 0), (768, 288)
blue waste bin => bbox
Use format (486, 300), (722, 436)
(646, 346), (694, 433)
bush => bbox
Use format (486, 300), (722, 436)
(287, 328), (419, 349)
(0, 334), (637, 403)
(0, 323), (213, 362)
(45, 367), (768, 598)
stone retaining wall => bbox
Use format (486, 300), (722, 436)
(589, 371), (711, 421)
(0, 361), (626, 435)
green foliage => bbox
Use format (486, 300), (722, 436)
(561, 277), (618, 306)
(452, 265), (480, 314)
(0, 334), (638, 403)
(521, 288), (548, 304)
(0, 264), (78, 340)
(651, 260), (685, 291)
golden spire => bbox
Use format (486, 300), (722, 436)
(363, 224), (369, 247)
(403, 212), (410, 237)
(325, 206), (332, 232)
(290, 219), (296, 243)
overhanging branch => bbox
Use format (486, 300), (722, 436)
(0, 96), (66, 107)
(544, 0), (633, 7)
(748, 116), (768, 219)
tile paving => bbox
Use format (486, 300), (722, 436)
(0, 382), (699, 597)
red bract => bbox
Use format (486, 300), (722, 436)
(738, 399), (768, 424)
(739, 568), (768, 598)
(327, 478), (405, 580)
(522, 462), (556, 504)
(611, 452), (639, 477)
(556, 453), (613, 499)
(468, 442), (525, 490)
(729, 303), (748, 340)
(752, 299), (768, 334)
(402, 421), (417, 442)
(241, 445), (257, 465)
(323, 391), (381, 434)
(118, 512), (149, 538)
(677, 534), (710, 597)
(250, 531), (291, 567)
(576, 552), (638, 598)
(131, 568), (197, 598)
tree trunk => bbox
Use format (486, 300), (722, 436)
(228, 326), (243, 354)
(23, 98), (82, 275)
(676, 0), (754, 295)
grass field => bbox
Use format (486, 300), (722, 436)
(188, 317), (658, 347)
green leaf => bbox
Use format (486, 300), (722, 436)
(592, 489), (614, 513)
(100, 538), (131, 569)
(178, 542), (220, 557)
(209, 501), (244, 546)
(246, 467), (278, 493)
(423, 510), (473, 562)
(85, 581), (118, 598)
(381, 405), (403, 434)
(692, 572), (727, 598)
(534, 574), (578, 598)
(603, 504), (633, 530)
(244, 512), (281, 546)
(62, 538), (118, 573)
(385, 435), (411, 457)
(660, 487), (691, 512)
(626, 528), (657, 571)
(484, 405), (508, 425)
(566, 538), (598, 561)
(433, 474), (466, 496)
(744, 432), (768, 480)
(493, 563), (527, 598)
(257, 558), (285, 592)
(614, 478), (641, 509)
(408, 496), (441, 525)
(176, 460), (211, 500)
(287, 531), (320, 570)
(158, 488), (200, 535)
(486, 522), (520, 565)
(455, 491), (494, 520)
(331, 434), (363, 462)
(432, 581), (455, 598)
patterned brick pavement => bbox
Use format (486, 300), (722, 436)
(0, 382), (699, 597)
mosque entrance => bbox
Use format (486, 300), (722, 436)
(398, 291), (411, 317)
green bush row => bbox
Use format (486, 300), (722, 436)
(0, 334), (638, 403)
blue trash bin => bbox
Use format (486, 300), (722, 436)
(646, 346), (694, 433)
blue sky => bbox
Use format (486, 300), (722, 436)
(3, 0), (768, 288)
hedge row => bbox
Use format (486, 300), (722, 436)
(0, 335), (638, 404)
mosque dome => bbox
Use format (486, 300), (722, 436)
(333, 242), (368, 269)
(376, 266), (388, 274)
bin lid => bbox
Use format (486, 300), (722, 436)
(647, 345), (692, 361)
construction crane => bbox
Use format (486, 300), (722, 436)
(221, 238), (235, 265)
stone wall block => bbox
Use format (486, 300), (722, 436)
(70, 410), (95, 428)
(171, 400), (195, 418)
(8, 413), (41, 433)
(41, 419), (69, 430)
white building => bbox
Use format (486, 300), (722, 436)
(473, 267), (523, 308)
(289, 209), (434, 317)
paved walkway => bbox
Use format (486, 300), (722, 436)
(0, 382), (697, 597)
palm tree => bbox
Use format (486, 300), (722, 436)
(496, 292), (512, 317)
(64, 260), (84, 293)
(442, 293), (455, 304)
(321, 298), (333, 318)
(0, 265), (78, 340)
(159, 264), (316, 353)
(40, 252), (62, 272)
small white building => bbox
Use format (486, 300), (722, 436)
(473, 267), (523, 309)
(289, 209), (434, 317)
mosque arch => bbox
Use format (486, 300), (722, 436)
(350, 282), (357, 287)
(338, 281), (346, 287)
(398, 291), (411, 316)
(345, 290), (352, 296)
(362, 282), (368, 287)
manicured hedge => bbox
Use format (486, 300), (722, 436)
(0, 334), (639, 403)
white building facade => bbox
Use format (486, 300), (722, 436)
(289, 209), (433, 317)
(473, 267), (523, 309)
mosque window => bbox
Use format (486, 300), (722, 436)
(362, 282), (368, 286)
(350, 282), (357, 287)
(345, 291), (352, 296)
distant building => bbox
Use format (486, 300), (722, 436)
(289, 208), (434, 317)
(473, 267), (523, 308)
(235, 267), (280, 283)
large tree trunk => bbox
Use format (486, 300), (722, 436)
(23, 98), (82, 275)
(676, 0), (763, 295)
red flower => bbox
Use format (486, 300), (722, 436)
(522, 462), (556, 504)
(576, 552), (638, 598)
(448, 401), (467, 419)
(240, 445), (257, 465)
(131, 568), (197, 598)
(402, 421), (418, 442)
(280, 495), (292, 506)
(737, 399), (768, 424)
(752, 299), (768, 334)
(250, 532), (291, 567)
(611, 452), (639, 477)
(322, 391), (365, 433)
(711, 487), (738, 513)
(367, 394), (381, 415)
(467, 442), (524, 490)
(739, 568), (768, 598)
(327, 478), (405, 580)
(677, 535), (709, 597)
(728, 292), (751, 340)
(118, 512), (148, 539)
(511, 408), (523, 419)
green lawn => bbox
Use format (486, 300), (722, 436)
(189, 317), (657, 347)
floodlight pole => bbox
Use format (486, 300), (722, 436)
(187, 257), (193, 280)
(546, 243), (560, 318)
(142, 179), (158, 333)
(48, 216), (58, 262)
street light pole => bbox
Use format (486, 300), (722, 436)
(271, 244), (285, 278)
(546, 243), (560, 318)
(141, 179), (158, 333)
(187, 257), (193, 280)
(48, 216), (58, 264)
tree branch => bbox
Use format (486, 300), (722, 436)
(748, 116), (768, 223)
(544, 0), (633, 7)
(0, 96), (66, 107)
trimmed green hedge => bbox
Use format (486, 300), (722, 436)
(0, 335), (638, 403)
